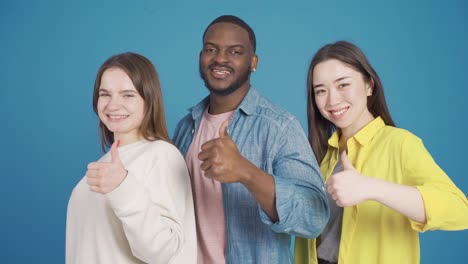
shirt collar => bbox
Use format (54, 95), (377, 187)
(237, 87), (258, 116)
(328, 116), (386, 148)
(188, 96), (209, 121)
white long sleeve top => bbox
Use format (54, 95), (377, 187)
(66, 140), (196, 264)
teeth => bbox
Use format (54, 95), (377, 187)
(213, 69), (230, 74)
(108, 115), (128, 119)
(331, 108), (347, 116)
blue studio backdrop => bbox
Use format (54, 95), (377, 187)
(1, 0), (467, 263)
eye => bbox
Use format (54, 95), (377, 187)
(99, 93), (110, 97)
(122, 93), (136, 98)
(314, 89), (326, 96)
(230, 50), (242, 55)
(203, 47), (216, 53)
(338, 83), (349, 89)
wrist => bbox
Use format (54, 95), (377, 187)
(238, 161), (258, 186)
(366, 176), (384, 202)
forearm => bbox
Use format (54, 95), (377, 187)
(241, 162), (279, 222)
(107, 174), (184, 262)
(368, 177), (426, 223)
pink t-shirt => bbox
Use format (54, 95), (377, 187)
(185, 107), (234, 264)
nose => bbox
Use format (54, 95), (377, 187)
(107, 95), (122, 110)
(327, 88), (341, 106)
(214, 50), (228, 64)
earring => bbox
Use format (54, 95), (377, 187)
(251, 68), (256, 72)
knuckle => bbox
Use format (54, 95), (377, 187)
(214, 139), (223, 147)
(212, 167), (222, 176)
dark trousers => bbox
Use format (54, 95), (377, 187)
(318, 258), (337, 264)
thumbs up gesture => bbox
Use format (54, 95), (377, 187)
(198, 120), (252, 183)
(86, 140), (128, 194)
(326, 151), (370, 207)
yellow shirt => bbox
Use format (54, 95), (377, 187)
(295, 117), (468, 264)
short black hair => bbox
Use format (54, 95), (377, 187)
(202, 15), (256, 52)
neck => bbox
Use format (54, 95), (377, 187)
(208, 84), (250, 114)
(338, 112), (375, 150)
(114, 133), (143, 147)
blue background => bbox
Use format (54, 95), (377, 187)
(1, 0), (467, 263)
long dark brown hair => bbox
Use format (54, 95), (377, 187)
(92, 52), (170, 152)
(307, 41), (395, 163)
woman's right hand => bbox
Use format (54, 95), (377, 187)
(85, 140), (128, 194)
(326, 151), (372, 207)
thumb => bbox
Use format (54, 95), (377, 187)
(218, 119), (230, 138)
(340, 151), (354, 171)
(110, 140), (121, 163)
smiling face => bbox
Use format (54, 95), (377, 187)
(199, 22), (258, 96)
(97, 67), (145, 145)
(313, 59), (374, 140)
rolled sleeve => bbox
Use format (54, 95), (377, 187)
(411, 183), (468, 232)
(259, 177), (329, 238)
(402, 134), (468, 232)
(259, 119), (329, 238)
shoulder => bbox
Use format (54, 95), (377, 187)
(380, 125), (419, 139)
(249, 93), (301, 132)
(134, 141), (190, 187)
(131, 140), (185, 164)
(145, 140), (183, 155)
(141, 141), (188, 173)
(374, 125), (422, 149)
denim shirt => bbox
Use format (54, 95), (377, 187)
(173, 88), (329, 264)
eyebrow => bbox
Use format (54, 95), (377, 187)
(203, 42), (246, 49)
(313, 76), (351, 89)
(98, 88), (138, 94)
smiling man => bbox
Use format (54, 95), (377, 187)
(173, 15), (329, 263)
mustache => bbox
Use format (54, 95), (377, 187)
(208, 63), (234, 72)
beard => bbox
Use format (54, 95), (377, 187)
(199, 63), (252, 96)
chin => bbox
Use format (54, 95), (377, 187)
(105, 125), (123, 133)
(208, 85), (229, 92)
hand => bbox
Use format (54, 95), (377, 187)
(198, 120), (253, 183)
(326, 151), (371, 207)
(86, 140), (128, 194)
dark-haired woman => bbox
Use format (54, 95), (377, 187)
(295, 41), (468, 264)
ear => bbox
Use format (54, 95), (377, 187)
(366, 78), (374, 96)
(250, 55), (259, 72)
